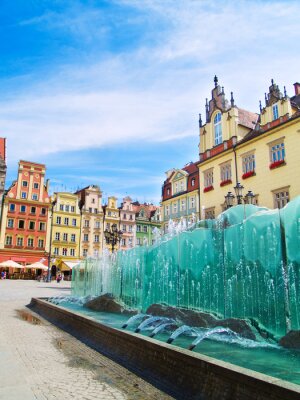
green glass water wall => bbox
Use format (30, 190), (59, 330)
(72, 197), (300, 337)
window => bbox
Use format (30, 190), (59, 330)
(273, 188), (289, 209)
(64, 217), (69, 225)
(136, 238), (141, 245)
(29, 221), (35, 230)
(205, 207), (215, 220)
(173, 203), (177, 214)
(21, 192), (27, 199)
(70, 249), (75, 257)
(180, 181), (184, 192)
(143, 226), (148, 233)
(71, 234), (76, 242)
(92, 198), (95, 204)
(54, 247), (59, 255)
(71, 206), (75, 212)
(38, 239), (44, 248)
(165, 205), (170, 216)
(89, 207), (92, 213)
(214, 112), (222, 145)
(9, 204), (15, 212)
(106, 223), (110, 230)
(33, 182), (39, 189)
(122, 224), (126, 232)
(129, 215), (133, 220)
(60, 204), (64, 211)
(72, 218), (77, 226)
(5, 236), (12, 245)
(27, 238), (34, 247)
(41, 208), (46, 216)
(30, 207), (36, 214)
(204, 169), (214, 188)
(121, 238), (126, 246)
(108, 211), (112, 216)
(55, 232), (60, 241)
(63, 233), (68, 241)
(83, 249), (88, 257)
(272, 104), (279, 120)
(175, 183), (178, 193)
(56, 216), (61, 224)
(129, 225), (132, 232)
(22, 181), (28, 187)
(94, 250), (99, 257)
(65, 205), (70, 212)
(83, 234), (89, 242)
(17, 237), (23, 246)
(18, 220), (25, 229)
(123, 213), (127, 219)
(39, 222), (46, 231)
(7, 219), (14, 228)
(94, 235), (99, 242)
(190, 197), (195, 209)
(84, 220), (89, 227)
(94, 208), (98, 214)
(136, 225), (141, 232)
(181, 200), (186, 211)
(32, 194), (38, 201)
(167, 188), (170, 195)
(20, 205), (26, 213)
(242, 153), (256, 173)
(270, 142), (285, 163)
(191, 178), (195, 187)
(62, 248), (67, 256)
(95, 221), (101, 229)
(220, 163), (232, 182)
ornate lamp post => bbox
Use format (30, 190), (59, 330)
(104, 223), (123, 252)
(225, 183), (255, 209)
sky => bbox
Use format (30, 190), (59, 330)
(0, 0), (299, 204)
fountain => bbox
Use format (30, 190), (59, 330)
(29, 196), (300, 400)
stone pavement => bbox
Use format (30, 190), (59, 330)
(0, 280), (173, 400)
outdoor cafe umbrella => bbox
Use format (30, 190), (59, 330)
(25, 262), (48, 271)
(0, 260), (23, 269)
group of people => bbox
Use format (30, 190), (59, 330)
(0, 270), (7, 279)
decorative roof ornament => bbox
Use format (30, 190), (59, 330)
(284, 86), (287, 97)
(214, 75), (218, 88)
(230, 92), (235, 107)
(259, 100), (262, 113)
(205, 98), (209, 122)
(199, 113), (202, 128)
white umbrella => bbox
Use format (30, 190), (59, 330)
(25, 262), (48, 271)
(0, 260), (23, 268)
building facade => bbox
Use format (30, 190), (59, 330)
(119, 196), (135, 250)
(76, 185), (104, 258)
(198, 77), (300, 217)
(133, 202), (161, 246)
(161, 162), (200, 232)
(51, 192), (81, 272)
(0, 138), (7, 219)
(0, 160), (50, 265)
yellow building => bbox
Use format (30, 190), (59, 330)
(103, 196), (120, 251)
(51, 192), (81, 275)
(161, 162), (200, 233)
(198, 77), (300, 217)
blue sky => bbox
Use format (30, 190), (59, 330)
(0, 0), (299, 204)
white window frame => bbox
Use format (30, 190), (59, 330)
(214, 112), (222, 145)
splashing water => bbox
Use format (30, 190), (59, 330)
(122, 313), (149, 329)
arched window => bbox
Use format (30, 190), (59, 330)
(214, 112), (222, 145)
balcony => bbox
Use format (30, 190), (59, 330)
(200, 136), (237, 163)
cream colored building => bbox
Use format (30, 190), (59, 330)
(76, 185), (104, 258)
(103, 196), (120, 251)
(198, 77), (300, 217)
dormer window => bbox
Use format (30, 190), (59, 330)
(272, 104), (279, 120)
(214, 112), (222, 145)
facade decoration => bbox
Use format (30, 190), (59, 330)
(0, 160), (50, 267)
(198, 77), (300, 217)
(76, 185), (103, 258)
(161, 162), (199, 232)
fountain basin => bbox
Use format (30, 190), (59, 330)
(29, 297), (300, 400)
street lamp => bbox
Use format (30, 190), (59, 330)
(225, 183), (256, 209)
(104, 223), (123, 252)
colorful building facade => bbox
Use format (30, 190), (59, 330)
(0, 160), (50, 265)
(119, 196), (135, 250)
(133, 202), (161, 246)
(198, 77), (300, 217)
(51, 192), (81, 272)
(161, 162), (200, 232)
(0, 138), (7, 219)
(76, 185), (104, 258)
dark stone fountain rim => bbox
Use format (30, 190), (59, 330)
(28, 297), (300, 400)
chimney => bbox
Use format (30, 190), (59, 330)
(293, 82), (300, 96)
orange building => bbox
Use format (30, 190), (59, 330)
(0, 160), (51, 265)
